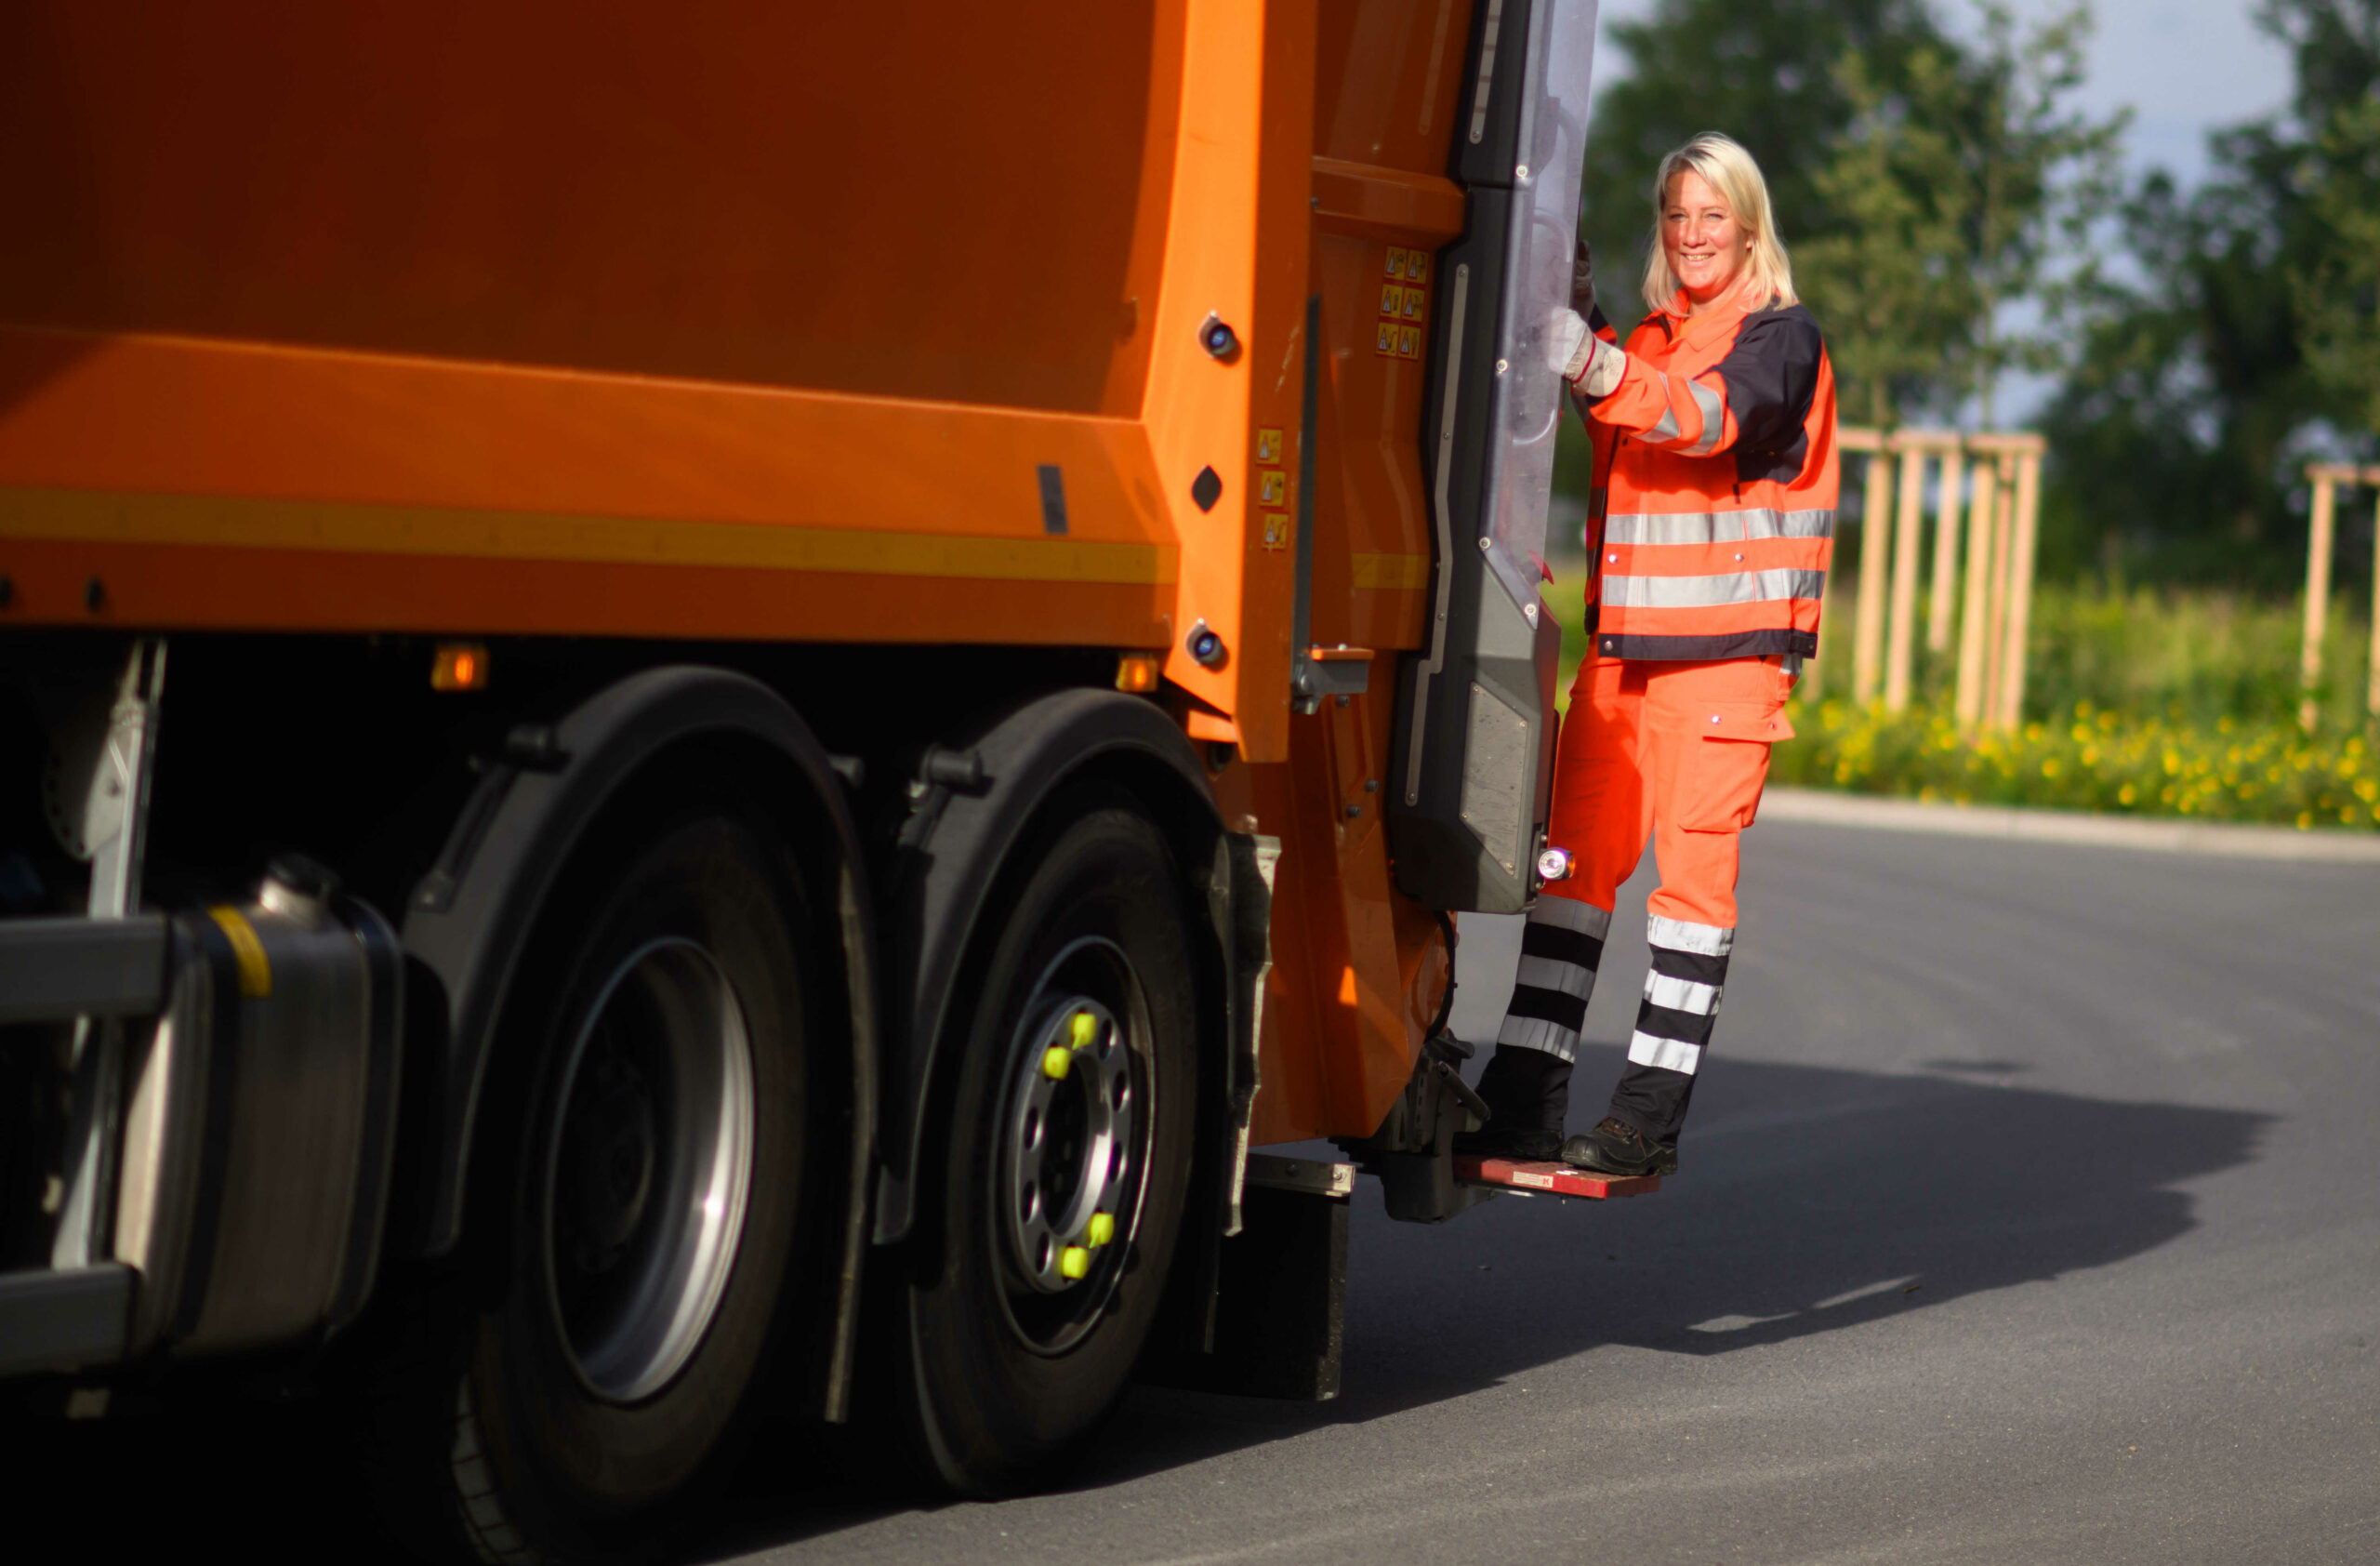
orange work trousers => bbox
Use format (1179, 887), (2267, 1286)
(1541, 651), (1795, 931)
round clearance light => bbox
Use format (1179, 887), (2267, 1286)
(1536, 846), (1574, 883)
(1184, 621), (1227, 670)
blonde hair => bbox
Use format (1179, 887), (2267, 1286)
(1639, 132), (1796, 312)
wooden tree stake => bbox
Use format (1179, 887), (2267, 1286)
(1997, 444), (2043, 731)
(2368, 474), (2380, 721)
(1930, 445), (1964, 656)
(1884, 441), (1928, 712)
(1981, 461), (2016, 727)
(1854, 444), (1894, 707)
(2302, 465), (2347, 734)
(1955, 455), (1997, 726)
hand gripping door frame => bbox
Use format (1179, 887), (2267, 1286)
(1389, 0), (1598, 913)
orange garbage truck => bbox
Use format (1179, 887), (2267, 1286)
(0, 0), (1608, 1551)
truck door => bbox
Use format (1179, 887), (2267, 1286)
(1388, 0), (1597, 915)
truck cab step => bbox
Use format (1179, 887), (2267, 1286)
(1452, 1156), (1661, 1200)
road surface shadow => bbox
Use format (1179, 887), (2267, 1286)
(697, 1044), (2268, 1555)
(2, 1049), (2266, 1562)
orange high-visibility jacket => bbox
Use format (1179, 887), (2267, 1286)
(1575, 290), (1839, 661)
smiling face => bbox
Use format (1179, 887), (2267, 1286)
(1660, 168), (1753, 313)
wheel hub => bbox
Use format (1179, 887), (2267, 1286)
(543, 937), (756, 1404)
(1003, 995), (1134, 1294)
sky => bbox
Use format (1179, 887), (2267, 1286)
(1593, 0), (2296, 184)
(2077, 0), (2295, 181)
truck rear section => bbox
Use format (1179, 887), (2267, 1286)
(1, 1), (1602, 1554)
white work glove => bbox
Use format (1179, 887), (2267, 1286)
(1550, 308), (1626, 397)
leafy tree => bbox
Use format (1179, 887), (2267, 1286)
(1946, 2), (2128, 427)
(2291, 64), (2380, 436)
(2041, 0), (2380, 587)
(1579, 0), (2119, 431)
(1798, 44), (1977, 427)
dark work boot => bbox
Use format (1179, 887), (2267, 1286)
(1562, 1115), (1679, 1177)
(1453, 1046), (1572, 1161)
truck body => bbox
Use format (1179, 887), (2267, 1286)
(0, 0), (1599, 1549)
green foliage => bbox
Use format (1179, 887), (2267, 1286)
(1944, 3), (2128, 425)
(1797, 45), (1977, 426)
(1580, 0), (2119, 429)
(2042, 0), (2380, 588)
(1804, 579), (2374, 730)
(2292, 94), (2380, 434)
(1762, 581), (2380, 826)
(2020, 581), (2374, 731)
(1769, 698), (2380, 829)
(1544, 566), (2380, 824)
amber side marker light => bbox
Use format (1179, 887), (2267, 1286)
(431, 642), (490, 692)
(1116, 652), (1161, 694)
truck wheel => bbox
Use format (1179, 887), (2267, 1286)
(903, 799), (1199, 1494)
(379, 813), (811, 1562)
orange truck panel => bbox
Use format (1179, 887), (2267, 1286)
(0, 0), (1481, 1147)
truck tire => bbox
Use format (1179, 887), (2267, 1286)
(902, 796), (1199, 1494)
(374, 811), (813, 1563)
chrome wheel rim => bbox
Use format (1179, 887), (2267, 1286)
(543, 936), (756, 1403)
(995, 936), (1152, 1353)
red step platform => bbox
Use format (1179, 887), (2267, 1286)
(1452, 1156), (1662, 1200)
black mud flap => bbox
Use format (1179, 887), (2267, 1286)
(1138, 1156), (1349, 1401)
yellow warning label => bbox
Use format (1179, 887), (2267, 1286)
(1255, 428), (1283, 464)
(1380, 283), (1403, 318)
(207, 906), (273, 999)
(1375, 322), (1397, 356)
(1397, 325), (1422, 360)
(1385, 246), (1408, 279)
(1407, 252), (1432, 285)
(1258, 470), (1287, 505)
(1263, 511), (1291, 551)
(1402, 286), (1426, 320)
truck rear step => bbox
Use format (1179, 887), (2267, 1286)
(1453, 1156), (1661, 1200)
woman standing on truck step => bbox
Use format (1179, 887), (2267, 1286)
(1456, 131), (1837, 1178)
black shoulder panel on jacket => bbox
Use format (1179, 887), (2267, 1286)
(1712, 305), (1823, 485)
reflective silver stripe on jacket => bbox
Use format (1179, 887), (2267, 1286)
(1604, 508), (1836, 546)
(1681, 379), (1726, 456)
(1601, 567), (1828, 609)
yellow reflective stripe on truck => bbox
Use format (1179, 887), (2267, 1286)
(0, 485), (1178, 586)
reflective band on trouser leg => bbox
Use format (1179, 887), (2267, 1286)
(1608, 915), (1734, 1142)
(1495, 896), (1614, 1063)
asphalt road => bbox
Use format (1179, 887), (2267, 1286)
(28, 816), (2380, 1562)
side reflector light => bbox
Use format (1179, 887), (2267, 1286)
(431, 642), (489, 692)
(1116, 653), (1161, 693)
